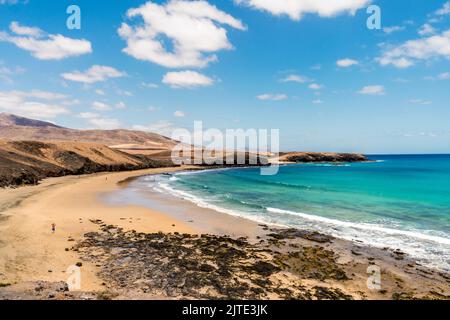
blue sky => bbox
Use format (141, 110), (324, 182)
(0, 0), (450, 154)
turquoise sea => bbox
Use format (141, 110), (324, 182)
(147, 155), (450, 271)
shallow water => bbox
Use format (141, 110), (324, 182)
(146, 155), (450, 271)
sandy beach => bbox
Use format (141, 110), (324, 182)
(0, 167), (449, 300)
(0, 167), (197, 292)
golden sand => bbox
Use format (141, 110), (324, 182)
(0, 167), (195, 291)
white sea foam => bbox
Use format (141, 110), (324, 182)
(266, 207), (450, 246)
(150, 174), (450, 271)
(153, 181), (292, 230)
(175, 167), (234, 176)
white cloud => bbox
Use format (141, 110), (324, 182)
(0, 90), (69, 119)
(92, 101), (112, 111)
(62, 65), (126, 84)
(435, 2), (450, 15)
(418, 24), (436, 36)
(401, 131), (442, 138)
(174, 110), (185, 117)
(308, 83), (322, 90)
(280, 74), (311, 83)
(78, 112), (121, 130)
(89, 118), (120, 129)
(132, 120), (177, 136)
(438, 72), (450, 80)
(79, 112), (99, 119)
(87, 118), (121, 130)
(8, 89), (68, 100)
(0, 0), (20, 4)
(62, 99), (81, 106)
(312, 99), (323, 104)
(35, 91), (67, 100)
(235, 0), (369, 21)
(9, 21), (42, 37)
(358, 85), (385, 95)
(141, 82), (159, 89)
(393, 77), (411, 83)
(257, 93), (287, 101)
(336, 58), (359, 67)
(378, 29), (450, 68)
(425, 72), (450, 81)
(116, 89), (133, 97)
(95, 89), (105, 95)
(401, 131), (443, 138)
(409, 99), (432, 105)
(118, 0), (246, 68)
(0, 21), (92, 60)
(383, 25), (405, 34)
(162, 70), (214, 88)
(0, 65), (25, 83)
(115, 101), (126, 109)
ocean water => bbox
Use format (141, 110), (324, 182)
(148, 155), (450, 271)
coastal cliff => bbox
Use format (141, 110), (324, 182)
(0, 140), (173, 188)
(0, 140), (267, 188)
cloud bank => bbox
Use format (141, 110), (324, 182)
(118, 0), (246, 68)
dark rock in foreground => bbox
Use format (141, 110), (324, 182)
(72, 220), (352, 300)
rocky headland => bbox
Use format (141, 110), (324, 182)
(277, 152), (369, 163)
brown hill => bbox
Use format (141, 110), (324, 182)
(0, 113), (62, 128)
(0, 113), (178, 153)
(0, 114), (369, 188)
(0, 140), (174, 188)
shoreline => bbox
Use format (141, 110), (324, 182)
(0, 166), (198, 292)
(123, 167), (450, 273)
(0, 167), (449, 299)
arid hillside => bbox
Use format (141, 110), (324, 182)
(0, 114), (370, 187)
(0, 140), (173, 188)
(0, 113), (178, 154)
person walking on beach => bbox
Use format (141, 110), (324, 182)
(51, 223), (56, 233)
